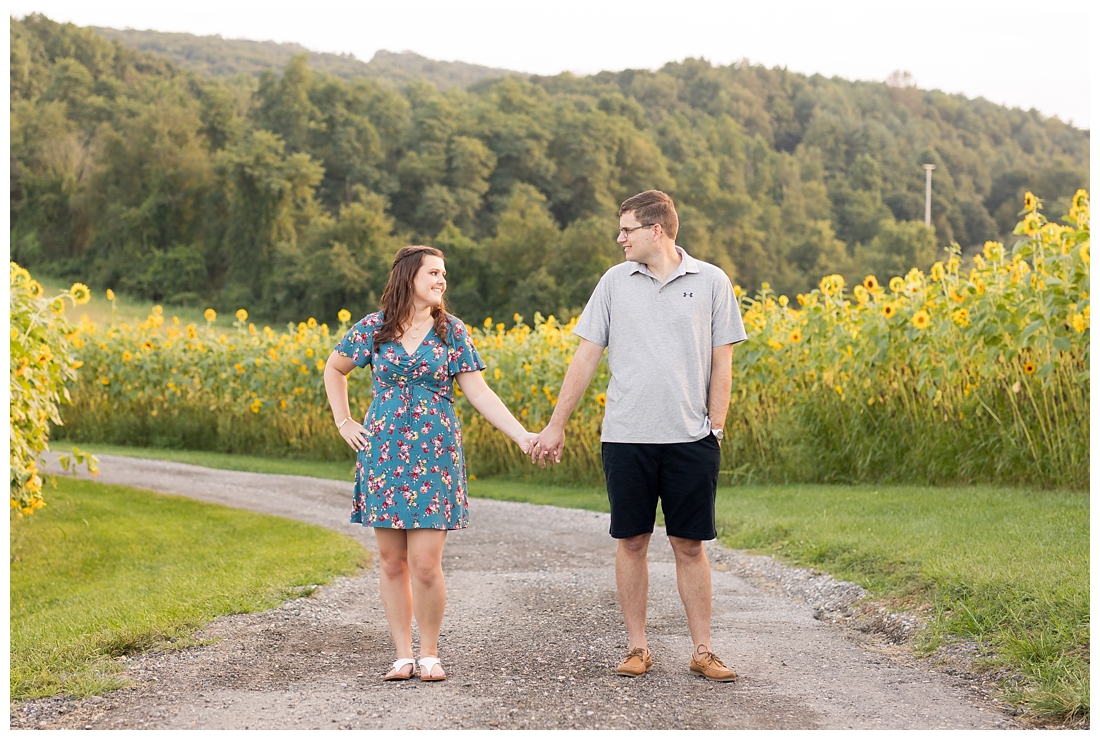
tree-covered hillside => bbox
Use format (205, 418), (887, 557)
(92, 26), (518, 90)
(10, 13), (1089, 324)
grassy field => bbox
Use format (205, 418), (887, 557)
(47, 445), (1091, 720)
(36, 275), (246, 329)
(10, 476), (367, 699)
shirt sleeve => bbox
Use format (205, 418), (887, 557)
(446, 318), (487, 375)
(334, 315), (377, 368)
(712, 271), (748, 346)
(573, 272), (612, 347)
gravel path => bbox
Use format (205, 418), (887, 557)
(14, 454), (1018, 730)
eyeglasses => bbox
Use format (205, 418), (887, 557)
(617, 224), (654, 237)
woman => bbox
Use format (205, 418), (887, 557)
(324, 245), (536, 682)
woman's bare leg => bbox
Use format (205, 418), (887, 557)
(374, 528), (414, 675)
(406, 529), (448, 664)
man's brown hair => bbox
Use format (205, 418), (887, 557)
(619, 190), (678, 240)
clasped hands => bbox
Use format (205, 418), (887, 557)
(523, 423), (564, 467)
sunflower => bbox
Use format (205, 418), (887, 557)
(883, 303), (898, 319)
(204, 308), (217, 322)
(951, 308), (970, 327)
(1071, 313), (1086, 333)
(249, 398), (263, 413)
(863, 275), (879, 291)
(1080, 243), (1090, 265)
(1023, 362), (1036, 375)
(767, 339), (783, 350)
(912, 310), (931, 329)
(852, 285), (869, 304)
(106, 288), (116, 301)
(142, 340), (155, 351)
(596, 393), (607, 407)
(789, 328), (802, 343)
(1023, 191), (1037, 211)
(1018, 212), (1042, 236)
(49, 297), (66, 314)
(151, 305), (163, 315)
(307, 317), (318, 329)
(338, 309), (352, 323)
(888, 277), (904, 293)
(1072, 189), (1088, 211)
(100, 377), (110, 386)
(236, 309), (248, 322)
(70, 282), (91, 305)
(817, 274), (845, 296)
(28, 280), (44, 298)
(929, 262), (945, 282)
(122, 350), (133, 362)
(778, 295), (789, 307)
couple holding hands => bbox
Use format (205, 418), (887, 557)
(323, 190), (747, 683)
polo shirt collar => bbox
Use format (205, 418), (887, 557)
(630, 246), (700, 283)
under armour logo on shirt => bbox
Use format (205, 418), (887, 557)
(683, 292), (693, 297)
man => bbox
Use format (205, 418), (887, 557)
(532, 190), (746, 681)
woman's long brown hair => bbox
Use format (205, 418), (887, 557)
(374, 245), (451, 346)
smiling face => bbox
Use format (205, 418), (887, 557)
(617, 210), (658, 263)
(413, 255), (447, 308)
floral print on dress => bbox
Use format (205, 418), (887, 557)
(335, 312), (485, 530)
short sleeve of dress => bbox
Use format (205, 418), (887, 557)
(446, 318), (487, 375)
(334, 314), (378, 368)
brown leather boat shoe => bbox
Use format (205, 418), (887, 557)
(689, 647), (737, 682)
(615, 647), (653, 677)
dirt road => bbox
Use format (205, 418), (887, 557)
(14, 454), (1015, 730)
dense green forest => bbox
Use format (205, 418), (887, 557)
(92, 26), (517, 90)
(10, 13), (1089, 324)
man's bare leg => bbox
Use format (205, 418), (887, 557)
(616, 533), (652, 650)
(668, 535), (712, 656)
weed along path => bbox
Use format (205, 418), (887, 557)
(20, 454), (1015, 730)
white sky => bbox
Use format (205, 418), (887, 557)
(11, 0), (1092, 129)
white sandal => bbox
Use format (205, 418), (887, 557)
(418, 656), (446, 682)
(383, 658), (416, 681)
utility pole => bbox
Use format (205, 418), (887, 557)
(923, 164), (936, 226)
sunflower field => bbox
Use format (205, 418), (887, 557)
(50, 191), (1088, 489)
(10, 264), (98, 514)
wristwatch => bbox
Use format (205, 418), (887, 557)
(712, 428), (724, 441)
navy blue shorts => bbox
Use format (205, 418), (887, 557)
(601, 435), (720, 541)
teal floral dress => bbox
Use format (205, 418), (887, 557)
(335, 312), (485, 530)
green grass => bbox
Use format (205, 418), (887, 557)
(36, 275), (249, 330)
(714, 484), (1089, 721)
(50, 445), (1090, 721)
(10, 476), (367, 699)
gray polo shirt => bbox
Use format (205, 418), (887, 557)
(573, 247), (747, 444)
